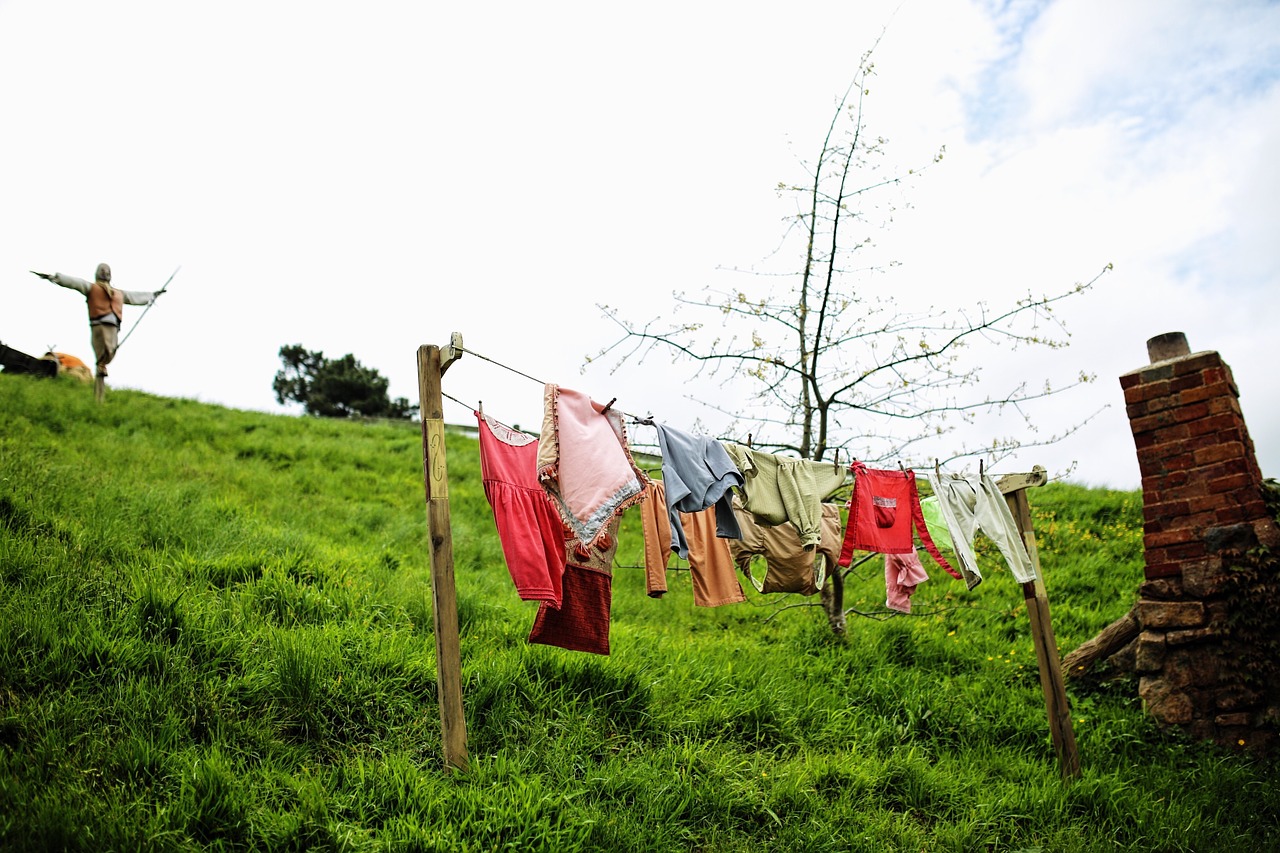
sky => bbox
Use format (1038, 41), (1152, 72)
(3, 0), (1277, 490)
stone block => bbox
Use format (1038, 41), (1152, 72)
(1165, 626), (1221, 647)
(1137, 600), (1206, 629)
(1256, 519), (1280, 549)
(1216, 688), (1263, 712)
(1182, 558), (1229, 598)
(1134, 631), (1166, 673)
(1139, 679), (1195, 725)
(1204, 523), (1258, 553)
(1139, 578), (1184, 600)
(1165, 648), (1224, 688)
(1215, 712), (1253, 727)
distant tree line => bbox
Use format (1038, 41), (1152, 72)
(273, 344), (414, 419)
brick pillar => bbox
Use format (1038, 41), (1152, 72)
(1119, 333), (1279, 748)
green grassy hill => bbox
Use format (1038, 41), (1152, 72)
(1, 373), (1276, 851)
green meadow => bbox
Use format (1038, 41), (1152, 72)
(1, 373), (1276, 851)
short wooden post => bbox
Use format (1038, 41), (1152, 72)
(418, 334), (469, 772)
(997, 470), (1081, 780)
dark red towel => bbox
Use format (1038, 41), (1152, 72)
(527, 563), (613, 655)
(528, 514), (619, 655)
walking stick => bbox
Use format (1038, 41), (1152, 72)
(117, 265), (180, 351)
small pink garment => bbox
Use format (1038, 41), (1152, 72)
(885, 551), (930, 613)
(536, 384), (650, 549)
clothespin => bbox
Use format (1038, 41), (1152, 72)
(600, 397), (617, 414)
(746, 433), (753, 448)
(934, 458), (940, 480)
(898, 460), (905, 471)
(478, 400), (484, 416)
(979, 459), (984, 477)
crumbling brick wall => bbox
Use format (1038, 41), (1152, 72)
(1121, 332), (1280, 750)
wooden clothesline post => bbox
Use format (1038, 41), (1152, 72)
(418, 333), (469, 772)
(995, 467), (1081, 780)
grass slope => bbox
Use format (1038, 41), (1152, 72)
(1, 374), (1276, 851)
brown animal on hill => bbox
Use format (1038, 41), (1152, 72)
(41, 351), (93, 383)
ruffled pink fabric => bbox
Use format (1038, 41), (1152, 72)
(536, 384), (649, 548)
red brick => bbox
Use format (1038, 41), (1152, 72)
(1139, 379), (1174, 402)
(1167, 542), (1207, 561)
(1164, 478), (1209, 501)
(1144, 560), (1183, 580)
(1186, 414), (1238, 437)
(1162, 453), (1196, 472)
(1179, 381), (1233, 405)
(1184, 433), (1221, 453)
(1131, 410), (1178, 433)
(1147, 527), (1198, 548)
(1126, 381), (1171, 404)
(1133, 431), (1160, 451)
(1170, 372), (1205, 392)
(1144, 543), (1171, 562)
(1211, 473), (1252, 494)
(1148, 438), (1191, 460)
(1187, 495), (1223, 514)
(1208, 396), (1242, 416)
(1164, 511), (1218, 532)
(1119, 371), (1143, 390)
(1202, 365), (1232, 386)
(1139, 456), (1168, 478)
(1215, 504), (1254, 525)
(1171, 353), (1222, 376)
(1144, 499), (1190, 521)
(1199, 459), (1249, 481)
(1173, 402), (1211, 423)
(1144, 518), (1166, 535)
(1194, 442), (1246, 466)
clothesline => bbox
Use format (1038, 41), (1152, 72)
(442, 343), (955, 476)
(417, 332), (1081, 778)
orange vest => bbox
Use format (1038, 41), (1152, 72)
(86, 282), (125, 324)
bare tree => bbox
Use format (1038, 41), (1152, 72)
(592, 48), (1110, 632)
(595, 49), (1109, 468)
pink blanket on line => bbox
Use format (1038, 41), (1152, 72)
(536, 384), (649, 548)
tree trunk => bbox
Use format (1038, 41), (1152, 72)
(821, 569), (846, 636)
(1061, 607), (1140, 680)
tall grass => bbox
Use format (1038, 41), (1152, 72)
(1, 372), (1276, 851)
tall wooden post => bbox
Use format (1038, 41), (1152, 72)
(418, 334), (469, 772)
(997, 469), (1081, 780)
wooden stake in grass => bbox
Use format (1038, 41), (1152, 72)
(418, 333), (469, 772)
(997, 468), (1081, 781)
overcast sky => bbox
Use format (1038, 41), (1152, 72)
(3, 0), (1277, 490)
